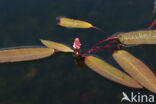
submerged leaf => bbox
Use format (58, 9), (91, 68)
(40, 39), (74, 52)
(113, 50), (156, 93)
(58, 17), (93, 28)
(0, 47), (54, 63)
(84, 56), (142, 88)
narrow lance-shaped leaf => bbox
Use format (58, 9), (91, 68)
(40, 39), (74, 52)
(117, 30), (156, 45)
(113, 50), (156, 93)
(0, 47), (54, 63)
(58, 17), (93, 28)
(84, 56), (142, 88)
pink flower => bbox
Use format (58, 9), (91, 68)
(73, 38), (81, 50)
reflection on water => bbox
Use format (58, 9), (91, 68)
(0, 0), (155, 104)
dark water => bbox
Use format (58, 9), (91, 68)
(0, 0), (155, 104)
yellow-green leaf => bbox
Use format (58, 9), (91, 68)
(0, 47), (54, 63)
(113, 50), (156, 93)
(58, 17), (93, 28)
(85, 56), (142, 88)
(40, 39), (74, 52)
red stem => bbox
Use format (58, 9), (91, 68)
(92, 26), (109, 35)
(83, 37), (118, 55)
(91, 37), (118, 49)
(55, 50), (61, 53)
(147, 19), (156, 29)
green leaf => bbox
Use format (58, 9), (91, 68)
(40, 39), (74, 52)
(0, 47), (54, 63)
(85, 56), (142, 88)
(58, 17), (93, 28)
(113, 50), (156, 93)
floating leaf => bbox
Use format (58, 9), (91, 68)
(113, 50), (156, 93)
(58, 17), (93, 28)
(40, 39), (74, 52)
(84, 56), (142, 88)
(0, 47), (54, 63)
(117, 30), (156, 45)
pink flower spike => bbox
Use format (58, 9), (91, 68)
(73, 38), (81, 50)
